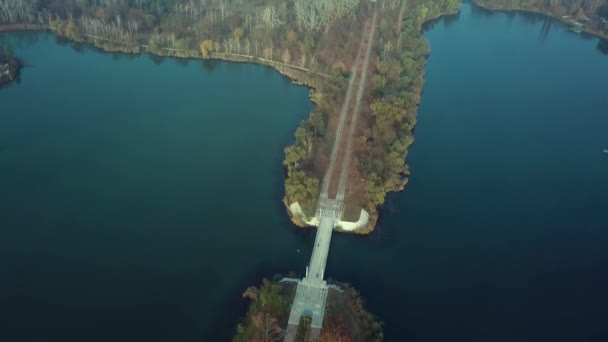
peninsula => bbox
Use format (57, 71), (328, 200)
(0, 2), (605, 235)
(474, 0), (608, 40)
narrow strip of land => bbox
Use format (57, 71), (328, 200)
(336, 9), (378, 202)
(319, 33), (366, 202)
(283, 4), (378, 341)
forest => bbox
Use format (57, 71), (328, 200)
(0, 0), (364, 65)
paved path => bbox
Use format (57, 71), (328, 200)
(284, 4), (378, 341)
(284, 211), (334, 341)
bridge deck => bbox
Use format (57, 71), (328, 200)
(307, 210), (336, 284)
(284, 209), (336, 342)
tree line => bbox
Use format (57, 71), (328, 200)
(474, 0), (608, 37)
(1, 0), (363, 71)
(359, 0), (461, 211)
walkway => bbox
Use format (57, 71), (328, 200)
(283, 3), (378, 342)
(283, 205), (336, 341)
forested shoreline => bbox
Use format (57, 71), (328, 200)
(0, 0), (462, 233)
(283, 0), (462, 232)
(0, 0), (359, 224)
(3, 0), (601, 233)
(474, 0), (608, 39)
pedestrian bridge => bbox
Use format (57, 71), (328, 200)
(282, 5), (378, 340)
(282, 200), (339, 342)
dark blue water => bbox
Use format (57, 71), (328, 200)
(1, 3), (608, 341)
(0, 33), (313, 341)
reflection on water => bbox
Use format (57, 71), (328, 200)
(147, 53), (166, 65)
(201, 58), (221, 72)
(597, 38), (608, 54)
(0, 31), (313, 342)
(539, 17), (552, 43)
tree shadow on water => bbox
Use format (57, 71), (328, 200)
(147, 53), (167, 65)
(175, 57), (190, 67)
(201, 59), (220, 73)
(539, 17), (552, 43)
(422, 11), (461, 32)
(597, 38), (608, 55)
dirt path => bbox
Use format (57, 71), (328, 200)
(317, 2), (378, 219)
(319, 14), (369, 201)
(336, 8), (378, 202)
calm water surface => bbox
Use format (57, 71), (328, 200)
(1, 3), (608, 341)
(0, 33), (313, 341)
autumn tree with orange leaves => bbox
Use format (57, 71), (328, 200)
(319, 316), (351, 342)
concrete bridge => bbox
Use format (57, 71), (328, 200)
(283, 200), (339, 341)
(282, 4), (378, 341)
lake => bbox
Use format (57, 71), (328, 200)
(1, 2), (608, 341)
(0, 32), (313, 341)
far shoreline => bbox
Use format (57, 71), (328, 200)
(472, 0), (608, 42)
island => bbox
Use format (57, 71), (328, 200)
(0, 47), (21, 86)
(233, 276), (383, 342)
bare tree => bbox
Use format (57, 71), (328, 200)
(0, 0), (38, 24)
(260, 5), (282, 29)
(293, 0), (359, 31)
(251, 313), (282, 342)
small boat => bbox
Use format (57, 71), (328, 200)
(603, 149), (608, 154)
